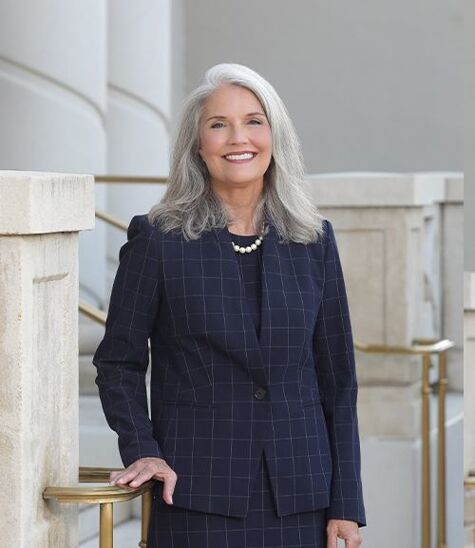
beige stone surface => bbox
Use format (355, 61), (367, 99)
(465, 274), (475, 475)
(465, 490), (475, 548)
(465, 273), (475, 548)
(305, 174), (463, 440)
(0, 171), (94, 547)
(0, 170), (95, 234)
(305, 171), (459, 207)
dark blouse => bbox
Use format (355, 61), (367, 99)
(228, 232), (263, 339)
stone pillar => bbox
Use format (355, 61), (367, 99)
(465, 272), (475, 546)
(305, 172), (463, 548)
(0, 171), (94, 547)
(443, 175), (464, 392)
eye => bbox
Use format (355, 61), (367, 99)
(210, 121), (224, 129)
(248, 119), (262, 125)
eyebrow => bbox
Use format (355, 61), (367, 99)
(205, 112), (266, 122)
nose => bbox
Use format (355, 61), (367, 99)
(228, 124), (249, 144)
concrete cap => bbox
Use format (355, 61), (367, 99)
(0, 170), (95, 234)
(305, 172), (463, 207)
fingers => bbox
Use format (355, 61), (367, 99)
(326, 528), (337, 548)
(109, 457), (178, 505)
(162, 471), (178, 505)
(129, 468), (154, 488)
(347, 532), (363, 547)
(344, 529), (363, 547)
(326, 520), (362, 548)
(109, 470), (121, 482)
(341, 530), (362, 548)
(110, 465), (143, 487)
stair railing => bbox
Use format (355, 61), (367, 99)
(43, 466), (154, 548)
(355, 338), (453, 548)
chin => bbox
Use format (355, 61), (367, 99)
(223, 172), (266, 183)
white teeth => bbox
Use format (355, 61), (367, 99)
(225, 153), (255, 161)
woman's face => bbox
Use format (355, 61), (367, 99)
(198, 84), (272, 192)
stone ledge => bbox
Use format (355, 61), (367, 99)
(0, 170), (95, 234)
(305, 171), (463, 207)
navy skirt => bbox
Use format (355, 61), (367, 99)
(147, 453), (328, 548)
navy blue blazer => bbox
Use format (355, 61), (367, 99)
(92, 211), (366, 527)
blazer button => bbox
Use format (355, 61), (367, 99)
(253, 387), (267, 400)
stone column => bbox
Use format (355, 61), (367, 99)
(0, 171), (94, 547)
(305, 172), (463, 548)
(106, 0), (172, 287)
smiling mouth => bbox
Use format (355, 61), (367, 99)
(223, 152), (257, 163)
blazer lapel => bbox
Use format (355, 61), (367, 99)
(213, 211), (282, 379)
(257, 214), (283, 376)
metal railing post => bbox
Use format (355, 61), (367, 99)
(421, 353), (431, 548)
(355, 339), (453, 548)
(43, 466), (154, 548)
(99, 502), (114, 548)
(437, 351), (448, 548)
(140, 490), (153, 548)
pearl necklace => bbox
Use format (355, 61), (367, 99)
(231, 223), (265, 254)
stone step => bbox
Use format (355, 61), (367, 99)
(78, 501), (132, 545)
(78, 314), (104, 395)
(79, 314), (104, 356)
(79, 394), (140, 541)
(79, 518), (142, 548)
(79, 354), (98, 395)
(79, 394), (126, 468)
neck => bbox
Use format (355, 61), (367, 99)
(211, 180), (264, 235)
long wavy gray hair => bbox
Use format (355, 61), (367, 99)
(148, 63), (324, 244)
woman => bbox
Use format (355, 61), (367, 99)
(93, 63), (366, 548)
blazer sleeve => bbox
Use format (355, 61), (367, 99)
(313, 219), (367, 528)
(92, 214), (165, 467)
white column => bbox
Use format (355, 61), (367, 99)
(0, 0), (108, 315)
(105, 0), (172, 291)
(0, 171), (94, 547)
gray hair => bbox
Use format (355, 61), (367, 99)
(148, 63), (324, 244)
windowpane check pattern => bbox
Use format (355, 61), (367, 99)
(92, 212), (366, 530)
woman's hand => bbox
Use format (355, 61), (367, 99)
(109, 457), (177, 505)
(326, 519), (363, 547)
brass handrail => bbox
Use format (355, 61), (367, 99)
(43, 466), (154, 548)
(79, 300), (152, 353)
(95, 175), (168, 184)
(94, 174), (169, 230)
(465, 472), (475, 490)
(355, 337), (453, 548)
(95, 208), (128, 232)
(79, 465), (123, 483)
(80, 300), (107, 324)
(354, 339), (453, 354)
